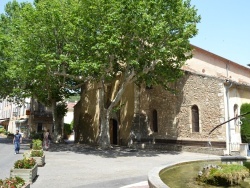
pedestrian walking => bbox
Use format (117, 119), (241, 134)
(43, 129), (50, 150)
(13, 130), (22, 154)
(47, 129), (52, 147)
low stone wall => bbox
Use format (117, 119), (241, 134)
(182, 146), (224, 156)
(132, 142), (225, 156)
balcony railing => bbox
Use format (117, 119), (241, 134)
(33, 111), (52, 117)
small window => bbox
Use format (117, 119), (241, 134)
(152, 110), (158, 132)
(191, 105), (199, 132)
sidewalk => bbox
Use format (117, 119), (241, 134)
(30, 142), (220, 188)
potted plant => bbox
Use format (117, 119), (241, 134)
(10, 157), (38, 183)
(0, 176), (30, 188)
(30, 150), (45, 166)
(25, 139), (45, 166)
(31, 139), (43, 150)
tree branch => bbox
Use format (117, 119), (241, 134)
(54, 72), (92, 82)
(64, 82), (84, 90)
(108, 68), (135, 110)
(143, 59), (162, 74)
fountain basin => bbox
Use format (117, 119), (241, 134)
(148, 156), (250, 188)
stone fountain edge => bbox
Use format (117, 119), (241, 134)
(147, 156), (250, 188)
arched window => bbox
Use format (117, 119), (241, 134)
(191, 105), (199, 132)
(152, 110), (158, 132)
(234, 104), (238, 125)
(234, 104), (240, 133)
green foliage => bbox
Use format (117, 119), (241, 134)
(14, 158), (36, 169)
(64, 123), (73, 136)
(75, 0), (200, 87)
(30, 150), (44, 157)
(56, 102), (68, 118)
(0, 0), (200, 98)
(32, 139), (42, 150)
(0, 127), (6, 134)
(240, 103), (250, 143)
(197, 164), (249, 186)
(0, 0), (200, 147)
(243, 161), (250, 170)
(0, 176), (25, 188)
(30, 131), (43, 140)
(70, 120), (74, 129)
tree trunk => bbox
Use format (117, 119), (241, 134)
(97, 71), (135, 149)
(98, 108), (111, 149)
(98, 83), (111, 149)
(51, 99), (62, 143)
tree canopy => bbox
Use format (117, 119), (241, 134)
(240, 103), (250, 143)
(0, 0), (200, 147)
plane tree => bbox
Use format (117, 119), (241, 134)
(1, 0), (200, 148)
(73, 0), (200, 148)
(0, 1), (28, 100)
(0, 0), (82, 140)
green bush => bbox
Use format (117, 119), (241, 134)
(32, 139), (43, 150)
(30, 150), (44, 157)
(30, 131), (43, 140)
(64, 122), (73, 138)
(240, 103), (250, 143)
(197, 164), (249, 186)
(0, 127), (6, 134)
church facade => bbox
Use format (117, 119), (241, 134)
(74, 45), (250, 155)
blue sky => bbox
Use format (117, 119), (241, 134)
(190, 0), (250, 67)
(1, 0), (250, 67)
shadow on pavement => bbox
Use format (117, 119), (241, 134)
(47, 142), (181, 158)
(0, 137), (13, 145)
(0, 136), (32, 150)
(1, 135), (181, 158)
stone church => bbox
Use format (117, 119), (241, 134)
(74, 45), (250, 155)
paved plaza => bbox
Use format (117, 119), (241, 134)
(0, 136), (221, 188)
(31, 143), (221, 188)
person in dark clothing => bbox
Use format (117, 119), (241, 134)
(13, 130), (22, 154)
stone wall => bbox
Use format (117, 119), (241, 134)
(74, 72), (227, 148)
(137, 72), (226, 143)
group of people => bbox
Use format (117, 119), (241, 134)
(13, 129), (52, 154)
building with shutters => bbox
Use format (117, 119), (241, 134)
(0, 98), (30, 137)
(0, 97), (53, 138)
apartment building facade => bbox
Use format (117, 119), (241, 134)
(0, 97), (53, 138)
